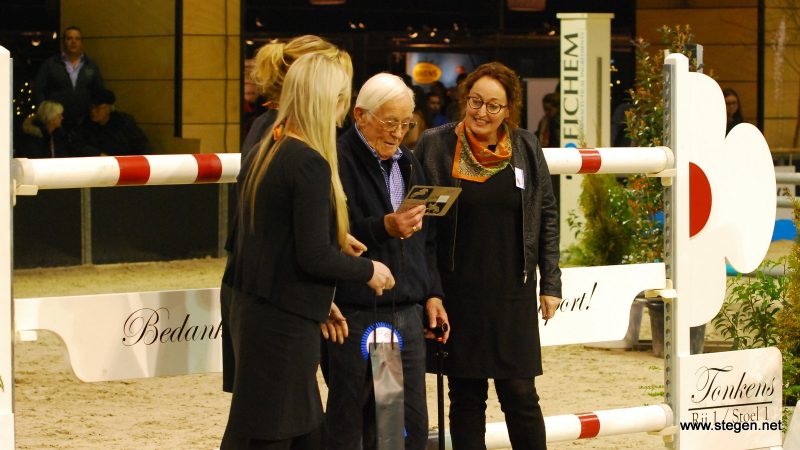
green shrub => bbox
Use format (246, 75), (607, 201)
(713, 259), (786, 351)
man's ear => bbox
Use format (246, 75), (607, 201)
(353, 107), (366, 125)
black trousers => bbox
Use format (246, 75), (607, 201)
(448, 377), (546, 450)
(325, 304), (428, 450)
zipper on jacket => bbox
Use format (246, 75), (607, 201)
(450, 178), (461, 271)
(517, 144), (530, 285)
(520, 185), (528, 284)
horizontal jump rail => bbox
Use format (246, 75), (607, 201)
(13, 154), (241, 192)
(13, 146), (674, 192)
(426, 404), (673, 449)
(543, 146), (674, 175)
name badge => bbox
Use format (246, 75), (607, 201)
(514, 167), (525, 189)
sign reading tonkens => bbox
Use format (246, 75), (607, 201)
(679, 349), (783, 448)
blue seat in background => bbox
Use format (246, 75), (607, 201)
(773, 218), (797, 242)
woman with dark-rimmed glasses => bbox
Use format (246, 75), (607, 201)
(415, 62), (562, 449)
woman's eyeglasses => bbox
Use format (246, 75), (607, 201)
(467, 96), (507, 115)
(368, 111), (417, 132)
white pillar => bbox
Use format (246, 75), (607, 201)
(0, 45), (15, 450)
(557, 13), (614, 250)
(664, 53), (691, 450)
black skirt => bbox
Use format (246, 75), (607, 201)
(224, 288), (323, 440)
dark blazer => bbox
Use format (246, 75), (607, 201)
(34, 53), (104, 126)
(228, 137), (374, 322)
(78, 111), (152, 156)
(335, 126), (443, 309)
(241, 109), (278, 159)
(415, 123), (562, 298)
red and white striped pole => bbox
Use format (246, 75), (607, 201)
(543, 146), (673, 175)
(428, 404), (673, 449)
(13, 154), (241, 192)
(12, 146), (674, 193)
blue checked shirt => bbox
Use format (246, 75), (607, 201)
(355, 125), (405, 211)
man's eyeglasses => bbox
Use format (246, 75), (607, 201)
(367, 111), (417, 132)
(467, 96), (507, 115)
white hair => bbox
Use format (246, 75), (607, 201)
(37, 100), (63, 124)
(355, 73), (414, 112)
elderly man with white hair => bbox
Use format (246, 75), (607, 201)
(325, 73), (450, 450)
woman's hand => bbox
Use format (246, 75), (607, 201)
(320, 303), (348, 344)
(540, 295), (561, 320)
(423, 297), (450, 343)
(367, 261), (395, 296)
(342, 233), (367, 257)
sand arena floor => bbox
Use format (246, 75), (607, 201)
(17, 248), (785, 449)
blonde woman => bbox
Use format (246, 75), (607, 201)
(241, 35), (351, 156)
(221, 53), (394, 450)
(222, 35), (350, 394)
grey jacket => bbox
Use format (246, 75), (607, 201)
(414, 122), (562, 298)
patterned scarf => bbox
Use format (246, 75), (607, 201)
(451, 121), (513, 182)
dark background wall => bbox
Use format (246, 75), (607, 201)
(2, 0), (636, 268)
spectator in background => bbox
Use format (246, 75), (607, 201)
(425, 92), (448, 127)
(723, 87), (743, 135)
(611, 101), (633, 148)
(34, 26), (104, 128)
(78, 88), (151, 156)
(241, 81), (265, 142)
(15, 100), (82, 158)
(445, 72), (468, 122)
(535, 92), (560, 147)
(404, 84), (428, 150)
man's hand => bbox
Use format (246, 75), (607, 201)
(321, 303), (349, 344)
(540, 295), (561, 321)
(384, 205), (425, 239)
(424, 297), (450, 343)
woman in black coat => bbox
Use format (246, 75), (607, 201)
(221, 37), (352, 396)
(416, 62), (562, 450)
(15, 100), (82, 158)
(221, 53), (394, 450)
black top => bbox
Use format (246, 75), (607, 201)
(240, 109), (278, 159)
(440, 165), (542, 377)
(77, 111), (152, 156)
(228, 137), (374, 322)
(34, 53), (104, 127)
(335, 126), (443, 309)
(415, 123), (561, 378)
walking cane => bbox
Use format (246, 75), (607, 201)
(434, 325), (448, 450)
